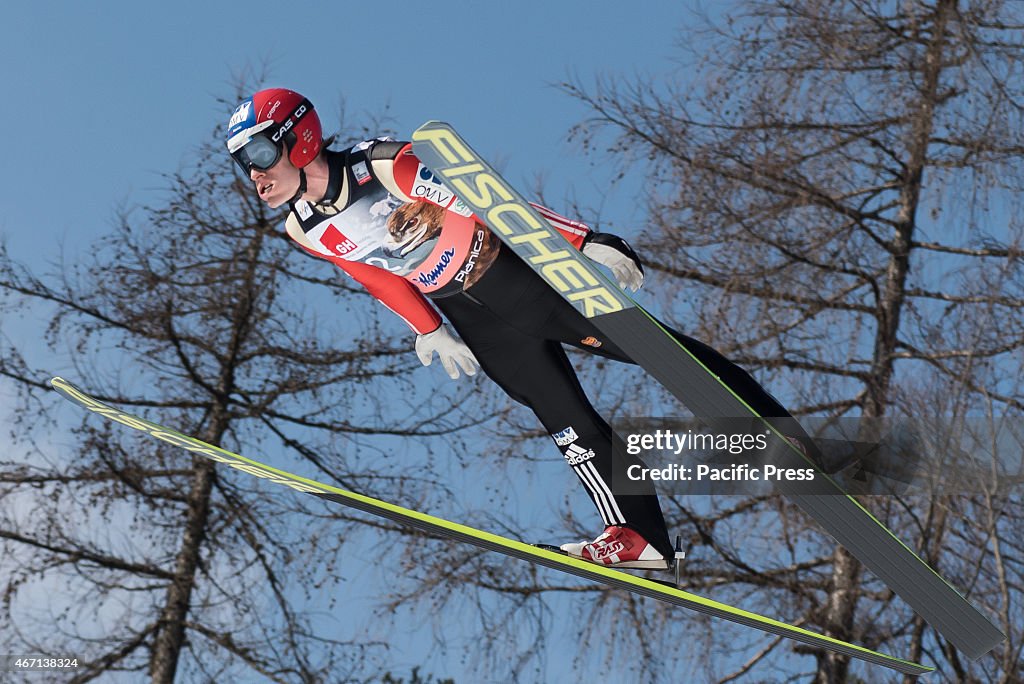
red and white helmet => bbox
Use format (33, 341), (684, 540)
(226, 88), (322, 172)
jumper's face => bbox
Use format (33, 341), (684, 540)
(249, 147), (301, 209)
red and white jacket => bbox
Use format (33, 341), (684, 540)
(285, 139), (591, 334)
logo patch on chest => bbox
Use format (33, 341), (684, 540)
(353, 161), (372, 186)
(320, 224), (358, 256)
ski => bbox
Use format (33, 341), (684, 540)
(49, 377), (930, 676)
(411, 121), (1005, 660)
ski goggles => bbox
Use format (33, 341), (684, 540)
(230, 134), (284, 174)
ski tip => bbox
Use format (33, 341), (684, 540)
(413, 119), (446, 131)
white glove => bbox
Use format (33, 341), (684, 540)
(415, 324), (479, 380)
(582, 234), (645, 292)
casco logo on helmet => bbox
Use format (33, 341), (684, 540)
(271, 104), (308, 144)
(271, 120), (293, 143)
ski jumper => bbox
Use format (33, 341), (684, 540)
(285, 139), (796, 558)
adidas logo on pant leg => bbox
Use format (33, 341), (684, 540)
(563, 443), (595, 466)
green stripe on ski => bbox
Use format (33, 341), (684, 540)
(50, 377), (931, 676)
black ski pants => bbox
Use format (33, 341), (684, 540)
(435, 247), (794, 558)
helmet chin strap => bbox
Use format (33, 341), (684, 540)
(288, 167), (308, 205)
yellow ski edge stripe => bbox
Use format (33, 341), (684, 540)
(48, 376), (932, 673)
